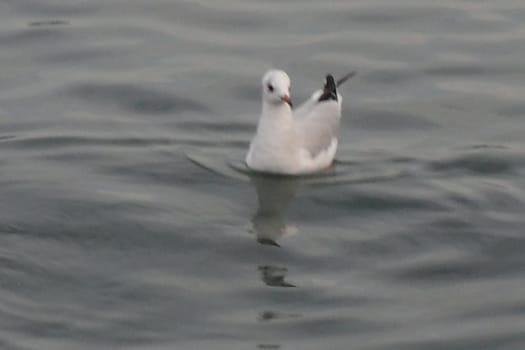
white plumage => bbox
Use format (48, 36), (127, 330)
(246, 69), (351, 175)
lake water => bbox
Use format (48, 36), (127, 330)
(1, 1), (525, 349)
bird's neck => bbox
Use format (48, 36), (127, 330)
(258, 102), (294, 134)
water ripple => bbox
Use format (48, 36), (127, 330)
(2, 0), (525, 349)
(68, 83), (209, 114)
(428, 151), (525, 175)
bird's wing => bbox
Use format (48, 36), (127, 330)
(294, 98), (341, 158)
(294, 72), (354, 118)
(293, 73), (354, 157)
(293, 90), (323, 120)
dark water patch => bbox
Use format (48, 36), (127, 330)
(0, 339), (25, 350)
(498, 103), (525, 117)
(428, 151), (523, 175)
(174, 2), (274, 30)
(68, 83), (209, 114)
(258, 310), (301, 322)
(0, 303), (170, 346)
(257, 344), (280, 349)
(377, 332), (525, 350)
(426, 217), (475, 232)
(176, 120), (252, 133)
(443, 192), (484, 211)
(0, 255), (32, 275)
(351, 110), (439, 130)
(459, 300), (525, 320)
(425, 65), (486, 77)
(446, 36), (525, 57)
(483, 236), (525, 260)
(10, 1), (97, 17)
(3, 135), (176, 149)
(264, 315), (386, 337)
(456, 144), (509, 151)
(242, 280), (387, 310)
(39, 150), (118, 164)
(482, 187), (525, 213)
(0, 198), (186, 250)
(343, 9), (421, 24)
(0, 120), (70, 134)
(161, 138), (247, 150)
(99, 157), (220, 187)
(37, 47), (113, 64)
(231, 84), (260, 101)
(258, 265), (296, 287)
(0, 27), (67, 46)
(415, 219), (499, 248)
(439, 102), (468, 112)
(422, 64), (518, 77)
(364, 69), (414, 84)
(340, 221), (499, 264)
(28, 19), (69, 27)
(381, 237), (525, 283)
(336, 150), (422, 165)
(501, 8), (525, 23)
(191, 139), (247, 149)
(0, 135), (16, 141)
(332, 243), (402, 270)
(311, 189), (448, 213)
(388, 155), (424, 164)
(339, 231), (442, 262)
(1, 219), (207, 261)
(0, 255), (89, 297)
(387, 259), (493, 283)
(339, 5), (463, 25)
(0, 224), (25, 235)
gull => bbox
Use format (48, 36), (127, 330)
(246, 69), (355, 175)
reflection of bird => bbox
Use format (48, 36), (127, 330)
(250, 175), (300, 246)
(258, 265), (295, 288)
(258, 311), (301, 322)
(246, 69), (355, 175)
(257, 344), (281, 349)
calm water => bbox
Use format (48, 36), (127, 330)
(1, 1), (525, 349)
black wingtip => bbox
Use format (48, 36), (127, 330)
(336, 71), (356, 87)
(324, 74), (336, 90)
(318, 74), (338, 102)
(257, 238), (280, 247)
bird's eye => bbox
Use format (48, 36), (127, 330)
(267, 84), (274, 92)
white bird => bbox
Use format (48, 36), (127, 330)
(246, 69), (354, 175)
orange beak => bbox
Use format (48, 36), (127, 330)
(280, 94), (293, 107)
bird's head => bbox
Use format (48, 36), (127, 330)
(261, 70), (292, 107)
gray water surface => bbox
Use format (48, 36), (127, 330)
(1, 1), (525, 349)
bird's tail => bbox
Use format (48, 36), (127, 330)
(318, 71), (355, 102)
(336, 71), (356, 87)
